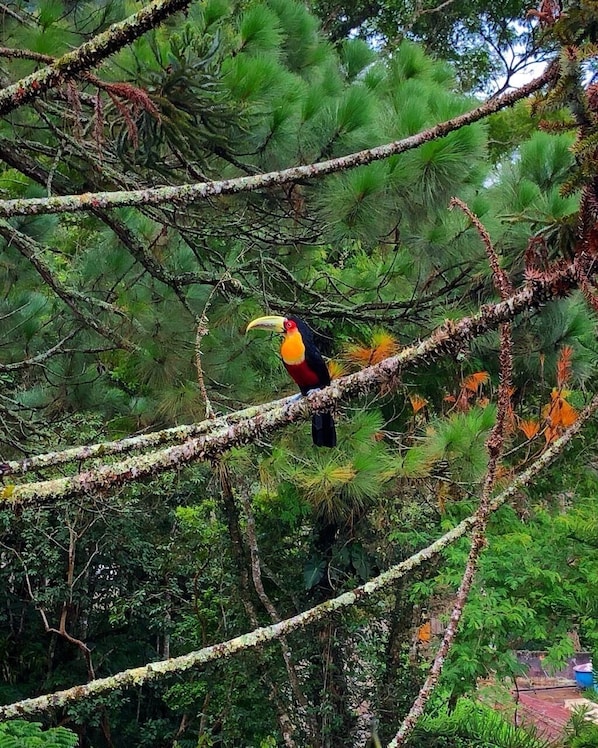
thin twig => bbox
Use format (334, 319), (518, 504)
(239, 490), (317, 741)
(0, 329), (79, 372)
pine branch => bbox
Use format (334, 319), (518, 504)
(0, 404), (593, 720)
(0, 219), (138, 352)
(0, 137), (208, 316)
(0, 64), (558, 218)
(0, 264), (579, 503)
(0, 4), (36, 28)
(0, 0), (193, 117)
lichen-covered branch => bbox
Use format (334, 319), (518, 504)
(0, 0), (192, 117)
(0, 65), (557, 217)
(0, 264), (579, 503)
(0, 397), (293, 478)
(0, 403), (593, 720)
(0, 329), (79, 372)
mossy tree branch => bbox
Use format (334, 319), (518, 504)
(0, 397), (292, 478)
(0, 64), (557, 218)
(0, 262), (580, 504)
(0, 0), (193, 117)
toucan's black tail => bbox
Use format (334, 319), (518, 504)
(312, 411), (336, 448)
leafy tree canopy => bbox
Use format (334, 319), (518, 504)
(0, 0), (598, 746)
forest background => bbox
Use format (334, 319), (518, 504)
(1, 0), (598, 746)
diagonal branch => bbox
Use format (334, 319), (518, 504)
(0, 219), (138, 351)
(450, 197), (514, 298)
(0, 396), (294, 478)
(0, 402), (593, 720)
(239, 488), (316, 741)
(0, 329), (79, 371)
(390, 204), (517, 745)
(0, 64), (558, 218)
(0, 0), (192, 117)
(0, 264), (579, 504)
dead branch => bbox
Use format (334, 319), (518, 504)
(239, 490), (317, 742)
(218, 464), (299, 747)
(390, 206), (517, 744)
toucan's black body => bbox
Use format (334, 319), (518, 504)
(286, 318), (336, 448)
(246, 314), (337, 447)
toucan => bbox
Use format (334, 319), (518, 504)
(246, 315), (337, 448)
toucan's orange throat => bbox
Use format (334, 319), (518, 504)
(280, 329), (305, 365)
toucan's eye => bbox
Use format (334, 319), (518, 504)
(284, 319), (295, 331)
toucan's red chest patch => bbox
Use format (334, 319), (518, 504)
(284, 360), (321, 390)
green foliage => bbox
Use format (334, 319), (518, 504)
(2, 0), (598, 746)
(407, 698), (553, 748)
(308, 0), (535, 91)
(564, 707), (598, 748)
(0, 721), (77, 748)
(416, 405), (496, 485)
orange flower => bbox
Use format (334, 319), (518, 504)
(558, 399), (578, 428)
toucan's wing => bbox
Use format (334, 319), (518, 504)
(303, 346), (331, 388)
(292, 317), (331, 389)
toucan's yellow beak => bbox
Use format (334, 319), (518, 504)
(246, 315), (286, 334)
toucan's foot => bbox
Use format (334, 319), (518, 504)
(290, 389), (320, 402)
